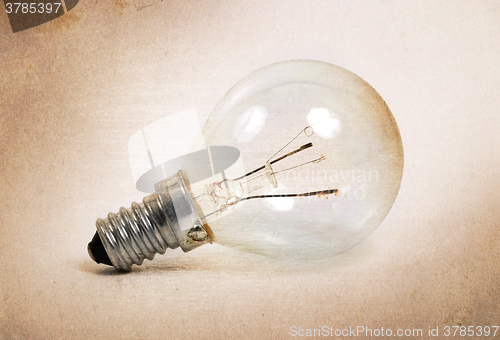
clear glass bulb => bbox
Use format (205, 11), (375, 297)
(185, 60), (404, 262)
(88, 60), (403, 270)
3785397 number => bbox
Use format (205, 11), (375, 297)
(5, 2), (62, 14)
(443, 325), (499, 337)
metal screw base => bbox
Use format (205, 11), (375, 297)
(91, 171), (211, 271)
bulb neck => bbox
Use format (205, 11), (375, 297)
(90, 171), (211, 271)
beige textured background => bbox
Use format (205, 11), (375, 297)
(1, 1), (499, 339)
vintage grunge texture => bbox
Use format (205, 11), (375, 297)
(0, 1), (499, 339)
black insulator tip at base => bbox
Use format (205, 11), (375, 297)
(87, 231), (113, 266)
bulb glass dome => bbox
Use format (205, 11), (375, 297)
(184, 60), (404, 262)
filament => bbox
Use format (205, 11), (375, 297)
(266, 126), (314, 163)
(199, 188), (338, 220)
(272, 155), (325, 175)
(243, 188), (338, 201)
(197, 125), (336, 220)
(233, 142), (313, 181)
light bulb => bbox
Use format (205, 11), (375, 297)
(87, 60), (403, 271)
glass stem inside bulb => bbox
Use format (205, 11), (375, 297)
(193, 162), (277, 221)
